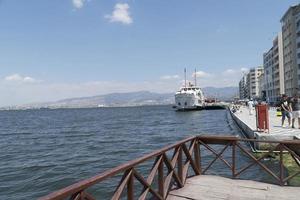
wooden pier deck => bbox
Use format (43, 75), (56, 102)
(167, 175), (300, 200)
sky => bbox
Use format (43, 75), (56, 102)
(0, 0), (299, 106)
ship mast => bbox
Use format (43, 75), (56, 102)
(184, 68), (187, 88)
(194, 68), (197, 86)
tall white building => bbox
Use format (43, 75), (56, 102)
(263, 48), (274, 102)
(281, 4), (300, 96)
(258, 70), (265, 99)
(239, 75), (247, 99)
(238, 67), (264, 100)
(263, 33), (285, 104)
(247, 67), (264, 99)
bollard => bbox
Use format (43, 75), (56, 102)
(256, 104), (269, 133)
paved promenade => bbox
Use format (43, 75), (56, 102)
(167, 175), (300, 200)
(232, 106), (300, 141)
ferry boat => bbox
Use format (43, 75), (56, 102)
(174, 69), (205, 111)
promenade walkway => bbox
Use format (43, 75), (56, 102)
(232, 106), (300, 141)
(167, 175), (300, 200)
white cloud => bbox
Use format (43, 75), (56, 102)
(105, 3), (133, 25)
(0, 79), (180, 106)
(160, 75), (180, 80)
(72, 0), (86, 9)
(0, 68), (249, 106)
(223, 69), (236, 74)
(240, 67), (249, 73)
(192, 70), (212, 78)
(4, 74), (41, 83)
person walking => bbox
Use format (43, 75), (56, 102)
(280, 94), (292, 127)
(291, 92), (300, 128)
(248, 98), (254, 115)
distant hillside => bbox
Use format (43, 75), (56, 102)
(202, 87), (238, 100)
(23, 91), (174, 109)
(5, 87), (238, 109)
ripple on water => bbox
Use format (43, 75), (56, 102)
(0, 105), (257, 200)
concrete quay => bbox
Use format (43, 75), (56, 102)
(167, 175), (300, 200)
(230, 106), (300, 150)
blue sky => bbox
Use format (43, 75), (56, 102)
(0, 0), (299, 106)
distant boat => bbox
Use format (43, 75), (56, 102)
(174, 69), (205, 111)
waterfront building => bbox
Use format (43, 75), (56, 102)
(281, 4), (300, 96)
(263, 47), (274, 102)
(247, 67), (264, 99)
(238, 67), (263, 100)
(238, 74), (248, 99)
(258, 70), (265, 99)
(263, 33), (285, 104)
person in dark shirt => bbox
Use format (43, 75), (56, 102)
(280, 94), (292, 127)
(291, 92), (300, 128)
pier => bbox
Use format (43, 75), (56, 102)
(230, 106), (300, 150)
(39, 135), (300, 200)
(168, 175), (300, 200)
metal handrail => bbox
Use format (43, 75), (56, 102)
(39, 135), (300, 200)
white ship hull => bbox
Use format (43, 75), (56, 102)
(174, 69), (205, 111)
(175, 94), (203, 110)
(174, 88), (205, 111)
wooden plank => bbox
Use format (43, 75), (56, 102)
(111, 170), (132, 200)
(167, 175), (300, 200)
(163, 172), (174, 198)
(147, 156), (163, 184)
(133, 169), (163, 200)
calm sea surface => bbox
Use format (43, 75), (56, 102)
(0, 105), (277, 199)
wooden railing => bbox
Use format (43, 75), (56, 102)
(39, 135), (300, 200)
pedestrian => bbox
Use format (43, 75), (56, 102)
(291, 92), (300, 128)
(280, 94), (292, 127)
(248, 98), (254, 115)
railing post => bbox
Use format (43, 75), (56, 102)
(279, 144), (284, 186)
(127, 170), (134, 200)
(158, 158), (164, 197)
(194, 139), (201, 175)
(232, 140), (236, 178)
(178, 146), (183, 184)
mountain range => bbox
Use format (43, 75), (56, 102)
(4, 87), (238, 109)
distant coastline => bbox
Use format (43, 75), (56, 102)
(0, 87), (238, 111)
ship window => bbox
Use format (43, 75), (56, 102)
(185, 102), (187, 106)
(184, 88), (187, 91)
(198, 100), (201, 103)
(188, 88), (191, 90)
(178, 102), (181, 106)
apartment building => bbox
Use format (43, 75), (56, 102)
(258, 70), (265, 99)
(238, 67), (263, 100)
(281, 4), (300, 96)
(239, 75), (247, 99)
(263, 33), (285, 104)
(263, 47), (274, 102)
(248, 68), (264, 99)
